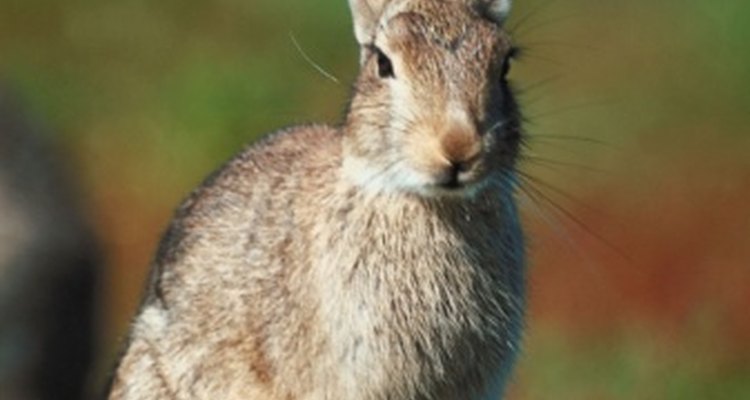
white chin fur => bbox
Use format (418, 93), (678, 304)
(342, 156), (487, 199)
(342, 156), (427, 195)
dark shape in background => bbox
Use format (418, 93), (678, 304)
(0, 84), (99, 400)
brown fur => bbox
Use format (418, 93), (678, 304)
(108, 1), (524, 399)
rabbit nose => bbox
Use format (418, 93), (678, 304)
(440, 126), (481, 167)
(437, 126), (482, 188)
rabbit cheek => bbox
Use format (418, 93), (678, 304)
(403, 131), (443, 176)
(489, 122), (521, 169)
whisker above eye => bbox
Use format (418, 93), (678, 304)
(512, 12), (585, 37)
(289, 32), (341, 85)
(507, 0), (562, 36)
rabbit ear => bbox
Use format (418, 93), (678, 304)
(480, 0), (512, 25)
(348, 0), (389, 45)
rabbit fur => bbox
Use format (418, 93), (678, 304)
(108, 0), (525, 399)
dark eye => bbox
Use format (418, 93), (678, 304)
(375, 47), (395, 79)
(500, 47), (519, 82)
(500, 55), (513, 81)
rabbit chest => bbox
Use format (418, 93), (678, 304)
(307, 188), (525, 399)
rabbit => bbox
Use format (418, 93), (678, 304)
(107, 0), (525, 399)
(0, 83), (100, 400)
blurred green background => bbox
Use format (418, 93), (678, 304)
(1, 0), (749, 398)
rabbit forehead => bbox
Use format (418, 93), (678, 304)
(381, 0), (501, 42)
(377, 4), (511, 62)
(383, 12), (503, 57)
(380, 10), (509, 99)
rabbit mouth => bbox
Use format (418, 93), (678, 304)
(422, 164), (493, 197)
(433, 163), (480, 190)
(342, 155), (489, 198)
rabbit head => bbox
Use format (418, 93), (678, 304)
(343, 0), (521, 197)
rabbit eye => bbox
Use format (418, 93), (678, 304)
(500, 58), (510, 80)
(375, 47), (395, 79)
(500, 56), (512, 80)
(500, 47), (520, 82)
